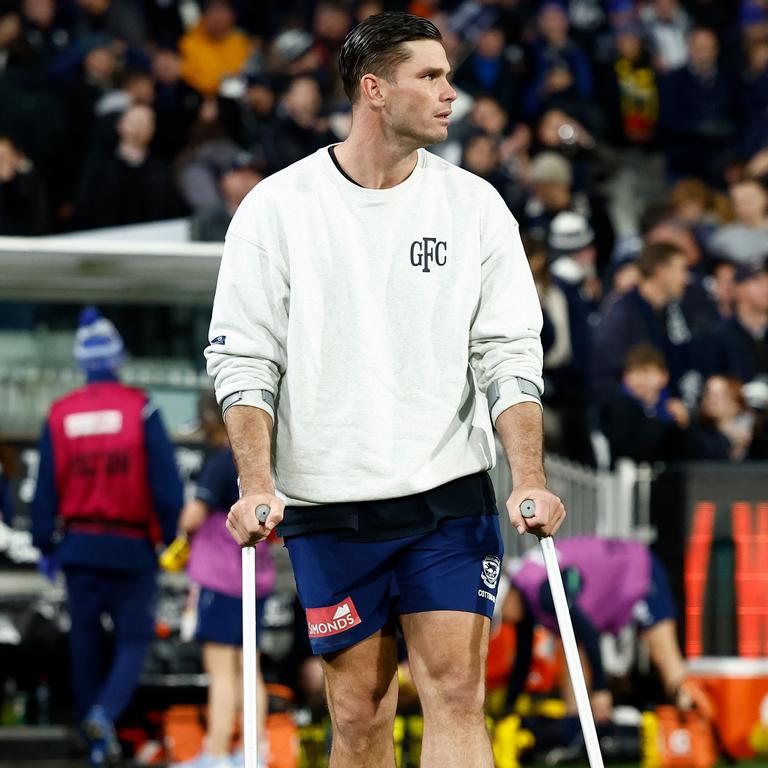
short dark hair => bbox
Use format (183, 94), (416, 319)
(338, 12), (442, 102)
(636, 241), (684, 278)
(624, 343), (667, 373)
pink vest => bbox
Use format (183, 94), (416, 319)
(512, 537), (652, 634)
(49, 382), (160, 543)
(187, 510), (276, 599)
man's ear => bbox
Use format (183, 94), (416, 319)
(360, 73), (386, 107)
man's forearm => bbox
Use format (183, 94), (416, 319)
(495, 402), (546, 487)
(224, 405), (274, 495)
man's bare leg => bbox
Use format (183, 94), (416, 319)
(400, 611), (494, 768)
(322, 623), (399, 768)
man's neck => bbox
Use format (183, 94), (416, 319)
(117, 142), (147, 166)
(638, 279), (668, 310)
(333, 125), (419, 189)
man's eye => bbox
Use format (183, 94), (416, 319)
(424, 73), (434, 80)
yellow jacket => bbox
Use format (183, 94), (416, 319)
(180, 22), (252, 97)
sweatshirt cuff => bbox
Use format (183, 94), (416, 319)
(488, 378), (542, 425)
(221, 389), (275, 421)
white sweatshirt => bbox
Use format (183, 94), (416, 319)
(205, 146), (543, 505)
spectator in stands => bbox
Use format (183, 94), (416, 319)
(644, 217), (720, 337)
(70, 0), (147, 52)
(640, 0), (691, 73)
(598, 21), (665, 236)
(705, 258), (738, 321)
(601, 235), (642, 314)
(151, 47), (203, 160)
(593, 241), (691, 404)
(191, 154), (262, 242)
(502, 537), (715, 727)
(174, 392), (275, 768)
(176, 100), (244, 214)
(5, 0), (74, 73)
(704, 262), (768, 384)
(600, 343), (689, 462)
(544, 211), (598, 465)
(460, 132), (520, 211)
(709, 178), (768, 266)
(261, 75), (335, 172)
(742, 37), (768, 121)
(31, 307), (183, 766)
(453, 26), (521, 117)
(0, 134), (50, 234)
(668, 177), (731, 253)
(72, 103), (182, 229)
(524, 147), (615, 274)
(179, 0), (252, 98)
(658, 27), (738, 182)
(524, 2), (594, 118)
(688, 374), (767, 460)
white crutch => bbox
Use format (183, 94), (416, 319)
(520, 499), (605, 768)
(242, 504), (271, 768)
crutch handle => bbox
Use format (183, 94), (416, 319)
(519, 499), (536, 519)
(256, 504), (270, 524)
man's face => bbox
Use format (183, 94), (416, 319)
(688, 30), (718, 70)
(377, 39), (456, 148)
(657, 253), (689, 301)
(737, 272), (768, 314)
(624, 365), (669, 405)
(118, 105), (155, 146)
(731, 182), (768, 224)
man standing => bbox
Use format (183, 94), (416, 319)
(32, 307), (182, 767)
(208, 13), (565, 768)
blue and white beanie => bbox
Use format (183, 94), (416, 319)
(73, 306), (125, 373)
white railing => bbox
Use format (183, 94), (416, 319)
(488, 437), (654, 559)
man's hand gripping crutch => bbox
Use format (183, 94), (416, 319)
(509, 492), (605, 768)
(226, 494), (284, 768)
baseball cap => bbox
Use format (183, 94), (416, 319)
(548, 211), (595, 257)
(529, 152), (573, 187)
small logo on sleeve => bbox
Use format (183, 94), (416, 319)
(306, 597), (362, 638)
(210, 335), (226, 345)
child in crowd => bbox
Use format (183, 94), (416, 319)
(600, 343), (689, 462)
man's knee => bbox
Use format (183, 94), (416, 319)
(328, 679), (396, 749)
(419, 666), (485, 720)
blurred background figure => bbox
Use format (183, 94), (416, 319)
(179, 0), (252, 99)
(191, 153), (263, 242)
(0, 134), (50, 235)
(172, 392), (275, 768)
(72, 103), (182, 229)
(501, 536), (715, 732)
(30, 307), (183, 766)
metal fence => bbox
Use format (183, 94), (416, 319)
(487, 437), (654, 560)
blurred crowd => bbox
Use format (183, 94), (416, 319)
(0, 0), (767, 467)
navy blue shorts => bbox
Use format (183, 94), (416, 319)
(633, 554), (676, 630)
(196, 587), (268, 648)
(285, 514), (504, 655)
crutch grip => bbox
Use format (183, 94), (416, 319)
(255, 504), (270, 524)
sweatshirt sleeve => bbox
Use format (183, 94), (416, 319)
(469, 186), (544, 425)
(204, 221), (289, 420)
